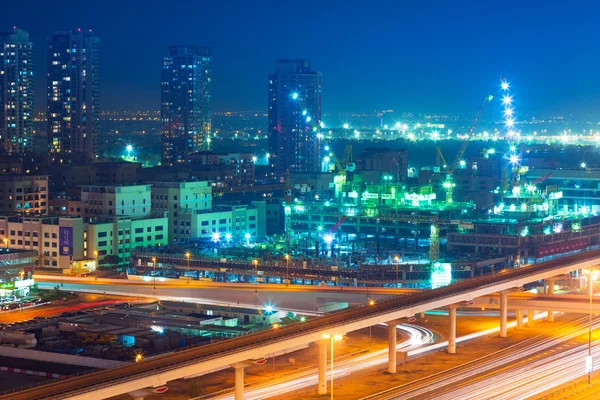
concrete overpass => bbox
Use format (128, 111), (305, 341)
(4, 249), (600, 400)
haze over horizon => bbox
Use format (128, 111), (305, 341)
(2, 0), (600, 116)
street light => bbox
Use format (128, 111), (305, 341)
(185, 252), (190, 269)
(322, 333), (343, 400)
(253, 259), (259, 294)
(284, 254), (290, 281)
(583, 268), (599, 384)
(2, 237), (7, 249)
(152, 257), (157, 290)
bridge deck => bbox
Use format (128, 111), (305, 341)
(3, 249), (600, 400)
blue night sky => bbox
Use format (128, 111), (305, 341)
(2, 0), (599, 116)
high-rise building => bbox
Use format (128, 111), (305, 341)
(0, 28), (33, 154)
(160, 46), (212, 166)
(47, 29), (99, 160)
(268, 59), (322, 180)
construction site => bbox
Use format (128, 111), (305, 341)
(285, 78), (600, 276)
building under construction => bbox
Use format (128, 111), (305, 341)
(287, 178), (475, 263)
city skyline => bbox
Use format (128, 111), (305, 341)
(0, 0), (599, 116)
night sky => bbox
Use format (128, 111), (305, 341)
(2, 0), (599, 116)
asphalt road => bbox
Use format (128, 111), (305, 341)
(360, 316), (600, 400)
(0, 293), (137, 324)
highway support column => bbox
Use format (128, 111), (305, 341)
(528, 309), (535, 327)
(547, 279), (555, 322)
(387, 321), (399, 373)
(516, 309), (524, 329)
(318, 340), (327, 394)
(588, 273), (594, 297)
(448, 305), (457, 354)
(500, 291), (508, 338)
(231, 363), (248, 400)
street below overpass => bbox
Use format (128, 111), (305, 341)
(358, 316), (600, 400)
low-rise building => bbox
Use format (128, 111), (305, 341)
(86, 213), (169, 265)
(149, 181), (212, 242)
(0, 248), (36, 299)
(0, 213), (169, 269)
(0, 174), (48, 215)
(80, 184), (152, 218)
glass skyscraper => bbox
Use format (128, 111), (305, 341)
(0, 28), (33, 154)
(268, 59), (322, 180)
(160, 45), (212, 166)
(47, 29), (100, 160)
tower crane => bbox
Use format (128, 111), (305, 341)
(330, 145), (354, 198)
(437, 94), (493, 203)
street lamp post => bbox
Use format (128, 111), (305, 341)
(185, 252), (190, 269)
(2, 237), (7, 249)
(285, 254), (290, 281)
(253, 259), (258, 294)
(584, 268), (598, 384)
(322, 334), (343, 400)
(152, 257), (157, 290)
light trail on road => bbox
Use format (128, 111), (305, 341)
(362, 317), (600, 400)
(207, 324), (434, 400)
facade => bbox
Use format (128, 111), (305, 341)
(187, 152), (254, 186)
(183, 203), (264, 242)
(0, 215), (85, 269)
(150, 181), (212, 242)
(0, 174), (48, 215)
(268, 59), (322, 180)
(80, 184), (152, 218)
(0, 249), (36, 299)
(0, 28), (33, 154)
(527, 168), (600, 213)
(0, 214), (169, 269)
(160, 46), (212, 165)
(48, 162), (140, 191)
(86, 214), (169, 265)
(47, 30), (100, 160)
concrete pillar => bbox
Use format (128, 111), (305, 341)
(588, 274), (594, 297)
(318, 340), (327, 394)
(547, 279), (555, 322)
(234, 365), (245, 400)
(500, 292), (508, 338)
(448, 306), (456, 354)
(528, 310), (534, 327)
(388, 323), (397, 373)
(516, 309), (524, 329)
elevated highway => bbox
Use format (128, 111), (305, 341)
(5, 249), (600, 400)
